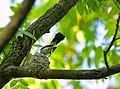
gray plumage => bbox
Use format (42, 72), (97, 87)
(23, 33), (65, 70)
(40, 32), (65, 56)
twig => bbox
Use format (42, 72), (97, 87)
(115, 37), (120, 41)
(104, 13), (120, 69)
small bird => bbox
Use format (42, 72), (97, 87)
(40, 32), (65, 56)
(24, 32), (65, 70)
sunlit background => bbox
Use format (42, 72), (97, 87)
(0, 0), (119, 89)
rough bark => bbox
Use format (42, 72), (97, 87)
(2, 64), (120, 80)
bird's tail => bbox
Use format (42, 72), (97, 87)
(50, 32), (65, 45)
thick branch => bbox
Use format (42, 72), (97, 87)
(0, 0), (36, 53)
(11, 65), (120, 79)
(1, 64), (120, 88)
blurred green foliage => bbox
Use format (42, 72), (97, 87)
(1, 0), (120, 89)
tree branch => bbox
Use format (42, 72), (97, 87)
(1, 64), (120, 88)
(0, 0), (36, 53)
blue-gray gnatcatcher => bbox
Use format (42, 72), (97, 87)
(40, 32), (65, 56)
(23, 33), (65, 70)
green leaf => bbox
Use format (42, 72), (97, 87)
(108, 50), (120, 65)
(87, 0), (98, 12)
(101, 78), (105, 83)
(24, 78), (35, 85)
(87, 57), (91, 67)
(22, 31), (36, 40)
(67, 8), (77, 25)
(51, 44), (66, 68)
(10, 80), (17, 88)
(91, 0), (98, 11)
(70, 81), (82, 89)
(10, 6), (17, 12)
(51, 80), (57, 89)
(105, 19), (116, 38)
(94, 46), (102, 68)
(16, 30), (23, 38)
(82, 45), (94, 59)
(43, 83), (49, 89)
(33, 44), (43, 47)
(12, 84), (29, 89)
(12, 85), (20, 89)
(10, 4), (20, 13)
(0, 27), (4, 32)
(51, 80), (61, 89)
(77, 1), (86, 15)
(18, 79), (29, 86)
